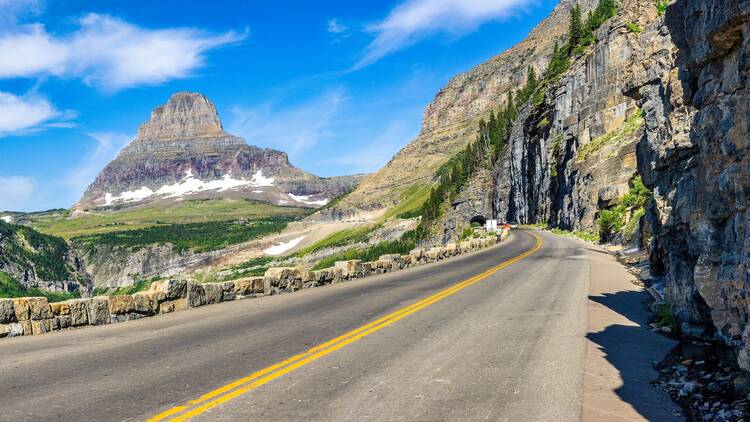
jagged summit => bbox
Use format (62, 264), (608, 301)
(75, 92), (365, 211)
(136, 92), (225, 141)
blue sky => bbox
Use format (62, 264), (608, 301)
(0, 0), (558, 212)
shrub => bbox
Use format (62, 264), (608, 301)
(626, 22), (642, 33)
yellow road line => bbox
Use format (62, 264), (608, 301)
(149, 232), (542, 422)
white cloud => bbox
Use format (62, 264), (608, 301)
(0, 91), (70, 135)
(62, 132), (132, 195)
(0, 176), (36, 211)
(227, 88), (347, 160)
(0, 13), (246, 91)
(327, 18), (348, 34)
(355, 0), (533, 69)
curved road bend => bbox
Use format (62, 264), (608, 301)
(0, 230), (670, 421)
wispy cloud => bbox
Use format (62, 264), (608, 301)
(0, 13), (246, 91)
(354, 0), (534, 69)
(0, 176), (36, 211)
(227, 88), (347, 161)
(327, 18), (348, 34)
(0, 91), (75, 136)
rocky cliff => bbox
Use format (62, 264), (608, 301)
(621, 0), (750, 368)
(321, 0), (597, 221)
(76, 92), (365, 211)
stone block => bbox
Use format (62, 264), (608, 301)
(68, 299), (90, 326)
(49, 302), (71, 316)
(233, 277), (263, 296)
(11, 298), (30, 321)
(203, 283), (224, 305)
(159, 298), (188, 314)
(27, 298), (51, 320)
(107, 295), (135, 315)
(445, 243), (458, 256)
(31, 319), (51, 335)
(409, 248), (424, 259)
(87, 296), (111, 325)
(0, 299), (15, 323)
(0, 323), (23, 338)
(149, 279), (187, 300)
(334, 260), (362, 279)
(132, 291), (157, 315)
(187, 282), (206, 308)
(51, 315), (71, 331)
(19, 320), (32, 336)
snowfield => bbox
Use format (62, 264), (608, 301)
(263, 236), (306, 256)
(103, 170), (275, 206)
(287, 193), (329, 206)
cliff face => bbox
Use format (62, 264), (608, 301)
(77, 92), (364, 211)
(323, 0), (596, 220)
(622, 0), (750, 368)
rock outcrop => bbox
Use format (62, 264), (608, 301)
(76, 92), (364, 211)
(622, 0), (750, 368)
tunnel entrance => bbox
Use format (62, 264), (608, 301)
(469, 215), (487, 226)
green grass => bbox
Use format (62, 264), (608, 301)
(656, 0), (668, 15)
(73, 216), (296, 254)
(0, 271), (79, 302)
(93, 278), (158, 296)
(598, 176), (652, 241)
(0, 221), (75, 281)
(27, 199), (309, 239)
(550, 228), (599, 242)
(222, 256), (276, 280)
(295, 224), (380, 257)
(577, 109), (644, 162)
(383, 184), (433, 221)
(626, 22), (643, 33)
(310, 239), (416, 270)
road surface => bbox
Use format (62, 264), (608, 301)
(0, 230), (677, 421)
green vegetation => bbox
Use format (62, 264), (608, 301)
(626, 22), (643, 33)
(295, 224), (380, 257)
(27, 199), (308, 239)
(384, 184), (433, 220)
(0, 221), (75, 281)
(656, 0), (668, 15)
(73, 216), (295, 254)
(598, 176), (652, 241)
(0, 271), (79, 302)
(223, 256), (276, 279)
(310, 239), (416, 271)
(576, 108), (644, 162)
(93, 277), (158, 296)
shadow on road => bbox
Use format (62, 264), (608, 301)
(587, 290), (680, 421)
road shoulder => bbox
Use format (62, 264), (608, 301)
(581, 242), (683, 421)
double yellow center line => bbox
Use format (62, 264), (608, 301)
(149, 232), (542, 421)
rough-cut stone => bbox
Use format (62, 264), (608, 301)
(68, 299), (90, 326)
(334, 260), (362, 279)
(187, 282), (206, 308)
(132, 291), (157, 315)
(11, 298), (30, 321)
(107, 295), (135, 315)
(27, 298), (50, 321)
(51, 315), (71, 331)
(149, 279), (187, 301)
(0, 299), (15, 323)
(0, 323), (23, 337)
(264, 267), (301, 294)
(31, 319), (51, 335)
(87, 297), (111, 325)
(49, 302), (71, 316)
(159, 298), (188, 314)
(203, 283), (224, 305)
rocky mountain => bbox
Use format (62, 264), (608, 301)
(76, 92), (365, 211)
(320, 0), (597, 220)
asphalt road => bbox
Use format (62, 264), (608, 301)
(2, 230), (599, 421)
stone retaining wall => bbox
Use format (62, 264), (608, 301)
(0, 235), (502, 339)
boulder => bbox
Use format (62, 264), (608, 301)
(51, 315), (72, 331)
(334, 260), (362, 279)
(203, 283), (224, 305)
(19, 320), (31, 336)
(233, 277), (264, 296)
(159, 298), (188, 314)
(132, 291), (157, 315)
(31, 319), (51, 335)
(68, 299), (90, 326)
(264, 267), (300, 294)
(409, 248), (424, 259)
(0, 323), (23, 338)
(0, 299), (15, 323)
(107, 295), (135, 315)
(445, 243), (458, 256)
(187, 282), (206, 308)
(87, 296), (111, 325)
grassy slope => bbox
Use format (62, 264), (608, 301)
(0, 271), (79, 302)
(27, 199), (310, 239)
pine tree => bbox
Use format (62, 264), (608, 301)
(568, 5), (584, 52)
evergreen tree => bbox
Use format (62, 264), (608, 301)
(568, 5), (584, 52)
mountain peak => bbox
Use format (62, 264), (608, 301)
(136, 91), (225, 141)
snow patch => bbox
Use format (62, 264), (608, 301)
(287, 193), (329, 206)
(1, 215), (12, 223)
(103, 170), (276, 206)
(264, 236), (305, 256)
